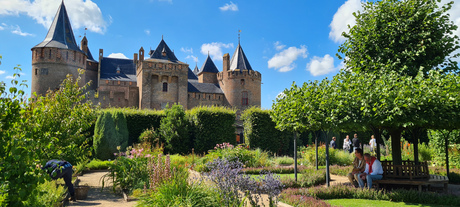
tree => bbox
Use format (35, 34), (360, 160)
(93, 111), (128, 160)
(338, 0), (459, 76)
(158, 104), (190, 154)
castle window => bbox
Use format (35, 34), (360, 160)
(242, 91), (248, 106)
(49, 49), (52, 59)
(241, 79), (245, 85)
(35, 69), (38, 75)
(208, 95), (211, 99)
(73, 51), (76, 61)
(163, 82), (168, 92)
(198, 94), (200, 99)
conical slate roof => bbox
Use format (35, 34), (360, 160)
(188, 67), (198, 80)
(33, 1), (82, 53)
(229, 43), (252, 70)
(149, 39), (179, 62)
(193, 64), (200, 74)
(198, 55), (219, 74)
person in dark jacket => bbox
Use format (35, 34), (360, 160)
(41, 159), (76, 201)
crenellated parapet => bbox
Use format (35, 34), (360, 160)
(217, 69), (261, 81)
(31, 47), (86, 68)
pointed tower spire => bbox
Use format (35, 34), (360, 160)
(198, 55), (219, 75)
(33, 1), (82, 52)
(229, 43), (252, 70)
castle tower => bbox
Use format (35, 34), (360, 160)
(80, 36), (98, 90)
(31, 1), (86, 96)
(197, 55), (219, 84)
(136, 39), (189, 109)
(218, 43), (261, 110)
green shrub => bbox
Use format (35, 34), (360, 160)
(241, 107), (291, 155)
(120, 108), (164, 146)
(139, 127), (158, 145)
(274, 156), (294, 165)
(281, 168), (326, 188)
(137, 169), (220, 207)
(242, 165), (309, 174)
(158, 104), (191, 154)
(299, 146), (353, 167)
(24, 180), (67, 207)
(86, 159), (113, 170)
(93, 111), (129, 160)
(329, 165), (353, 177)
(188, 106), (236, 154)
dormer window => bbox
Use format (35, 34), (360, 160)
(116, 65), (121, 74)
(162, 47), (167, 57)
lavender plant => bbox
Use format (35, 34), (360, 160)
(203, 158), (283, 207)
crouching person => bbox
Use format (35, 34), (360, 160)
(348, 148), (365, 187)
(41, 159), (76, 201)
(357, 153), (383, 189)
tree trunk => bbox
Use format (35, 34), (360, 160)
(409, 128), (423, 165)
(389, 128), (403, 165)
(294, 132), (298, 182)
(445, 132), (450, 180)
(314, 131), (319, 170)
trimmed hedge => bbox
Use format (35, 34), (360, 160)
(188, 106), (236, 154)
(111, 108), (164, 146)
(241, 107), (291, 155)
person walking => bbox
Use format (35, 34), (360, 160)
(369, 135), (377, 153)
(357, 153), (384, 189)
(343, 135), (352, 153)
(352, 133), (362, 151)
(330, 137), (337, 149)
(42, 159), (76, 201)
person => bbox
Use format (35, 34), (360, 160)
(369, 135), (377, 153)
(347, 148), (366, 187)
(42, 159), (76, 201)
(352, 133), (361, 151)
(357, 153), (384, 189)
(330, 137), (337, 149)
(343, 135), (352, 153)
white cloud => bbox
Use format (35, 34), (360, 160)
(107, 53), (129, 59)
(268, 45), (308, 72)
(274, 41), (285, 51)
(0, 70), (5, 75)
(306, 54), (338, 76)
(6, 75), (14, 79)
(181, 47), (193, 54)
(145, 29), (150, 35)
(0, 0), (107, 34)
(220, 2), (238, 11)
(186, 55), (198, 63)
(11, 25), (33, 36)
(201, 42), (234, 61)
(0, 24), (4, 30)
(329, 0), (362, 43)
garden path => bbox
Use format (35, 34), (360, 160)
(68, 171), (136, 207)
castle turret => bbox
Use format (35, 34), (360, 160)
(31, 1), (86, 96)
(218, 43), (261, 110)
(197, 55), (219, 84)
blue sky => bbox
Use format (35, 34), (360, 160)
(1, 0), (459, 109)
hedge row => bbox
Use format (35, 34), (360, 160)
(188, 106), (236, 154)
(93, 106), (236, 158)
(241, 107), (292, 155)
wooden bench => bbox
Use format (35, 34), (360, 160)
(373, 161), (449, 192)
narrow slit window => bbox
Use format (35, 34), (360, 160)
(242, 91), (248, 106)
(163, 82), (168, 92)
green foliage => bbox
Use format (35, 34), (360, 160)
(1, 66), (97, 205)
(429, 166), (460, 184)
(280, 168), (326, 188)
(93, 111), (129, 160)
(116, 108), (164, 146)
(338, 0), (460, 76)
(139, 127), (158, 145)
(274, 156), (294, 166)
(158, 104), (191, 154)
(85, 159), (113, 170)
(329, 165), (353, 177)
(428, 130), (460, 168)
(188, 106), (236, 154)
(24, 180), (66, 207)
(241, 107), (291, 155)
(242, 165), (309, 175)
(298, 146), (353, 166)
(137, 170), (220, 207)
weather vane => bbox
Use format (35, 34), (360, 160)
(238, 29), (241, 44)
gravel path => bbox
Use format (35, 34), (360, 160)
(68, 171), (136, 207)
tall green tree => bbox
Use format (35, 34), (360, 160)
(338, 0), (459, 76)
(158, 104), (190, 154)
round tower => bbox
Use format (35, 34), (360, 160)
(218, 44), (261, 110)
(31, 1), (86, 96)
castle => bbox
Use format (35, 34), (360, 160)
(31, 1), (261, 111)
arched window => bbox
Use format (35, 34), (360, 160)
(242, 91), (248, 106)
(163, 82), (168, 92)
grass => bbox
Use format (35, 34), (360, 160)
(249, 173), (296, 180)
(326, 199), (456, 207)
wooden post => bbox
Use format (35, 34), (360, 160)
(294, 132), (298, 182)
(326, 135), (330, 187)
(445, 133), (450, 180)
(315, 134), (319, 170)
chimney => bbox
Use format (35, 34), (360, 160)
(223, 53), (230, 71)
(139, 47), (144, 61)
(134, 53), (138, 65)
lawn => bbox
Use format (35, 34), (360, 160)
(326, 199), (455, 207)
(249, 173), (295, 180)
